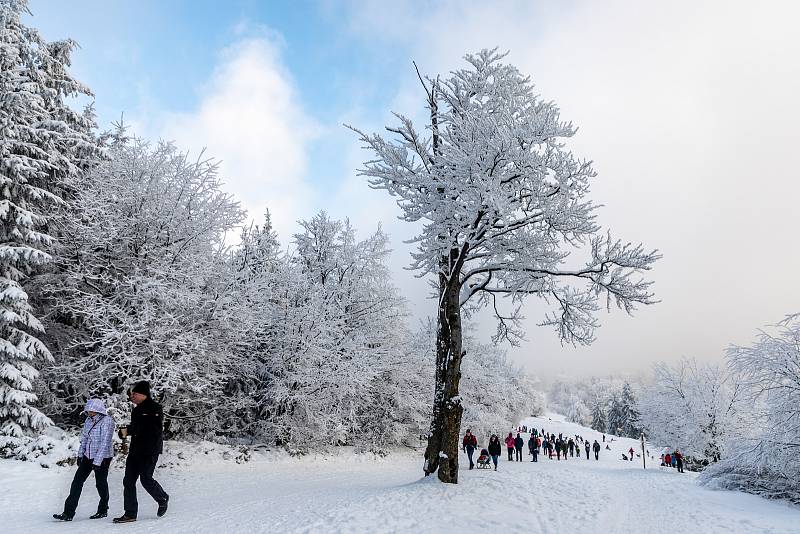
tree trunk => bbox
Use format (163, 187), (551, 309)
(423, 273), (464, 484)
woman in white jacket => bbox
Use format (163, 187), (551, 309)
(53, 398), (115, 521)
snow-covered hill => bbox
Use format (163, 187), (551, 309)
(2, 413), (798, 533)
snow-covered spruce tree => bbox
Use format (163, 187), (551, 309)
(0, 0), (97, 442)
(349, 49), (659, 483)
(701, 315), (800, 501)
(41, 132), (243, 433)
(638, 357), (740, 466)
(590, 400), (607, 434)
(607, 382), (641, 438)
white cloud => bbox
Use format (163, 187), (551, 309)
(161, 37), (318, 241)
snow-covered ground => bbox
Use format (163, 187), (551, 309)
(2, 413), (798, 533)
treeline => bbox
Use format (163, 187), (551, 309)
(547, 377), (642, 439)
(0, 1), (540, 458)
(550, 315), (800, 503)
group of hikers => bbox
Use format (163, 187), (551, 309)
(52, 380), (170, 524)
(462, 427), (604, 470)
(660, 448), (685, 473)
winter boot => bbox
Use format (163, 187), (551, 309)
(112, 514), (137, 524)
(157, 498), (169, 517)
(90, 511), (107, 519)
(52, 513), (73, 521)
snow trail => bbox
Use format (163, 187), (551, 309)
(2, 413), (798, 533)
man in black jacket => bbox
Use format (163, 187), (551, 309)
(113, 381), (170, 524)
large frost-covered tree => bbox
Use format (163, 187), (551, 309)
(350, 49), (659, 482)
(0, 0), (96, 440)
(40, 131), (243, 429)
(702, 315), (800, 501)
(247, 212), (419, 451)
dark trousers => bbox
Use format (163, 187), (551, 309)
(490, 454), (499, 468)
(586, 449), (589, 459)
(677, 461), (684, 473)
(532, 450), (538, 462)
(466, 446), (475, 468)
(515, 447), (522, 461)
(123, 453), (169, 517)
(63, 456), (110, 517)
(507, 447), (514, 461)
(594, 450), (599, 460)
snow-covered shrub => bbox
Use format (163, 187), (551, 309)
(0, 425), (79, 467)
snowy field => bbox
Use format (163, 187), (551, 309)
(2, 413), (798, 534)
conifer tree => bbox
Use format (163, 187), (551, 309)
(0, 0), (96, 439)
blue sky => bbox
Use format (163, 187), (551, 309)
(29, 0), (411, 196)
(24, 0), (800, 378)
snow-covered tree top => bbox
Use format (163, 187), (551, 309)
(349, 49), (660, 345)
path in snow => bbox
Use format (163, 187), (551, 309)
(2, 413), (798, 533)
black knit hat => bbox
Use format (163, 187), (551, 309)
(131, 380), (151, 397)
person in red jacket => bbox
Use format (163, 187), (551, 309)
(462, 429), (478, 470)
(674, 450), (684, 473)
(505, 433), (515, 461)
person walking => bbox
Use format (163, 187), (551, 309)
(527, 434), (537, 462)
(584, 440), (590, 460)
(628, 447), (635, 461)
(53, 399), (115, 522)
(505, 432), (515, 461)
(555, 439), (562, 460)
(463, 429), (478, 470)
(674, 450), (684, 473)
(514, 433), (524, 462)
(568, 439), (575, 457)
(488, 435), (502, 471)
(593, 440), (601, 460)
(113, 381), (170, 524)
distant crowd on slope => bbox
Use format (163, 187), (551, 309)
(462, 425), (684, 473)
(462, 426), (604, 471)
